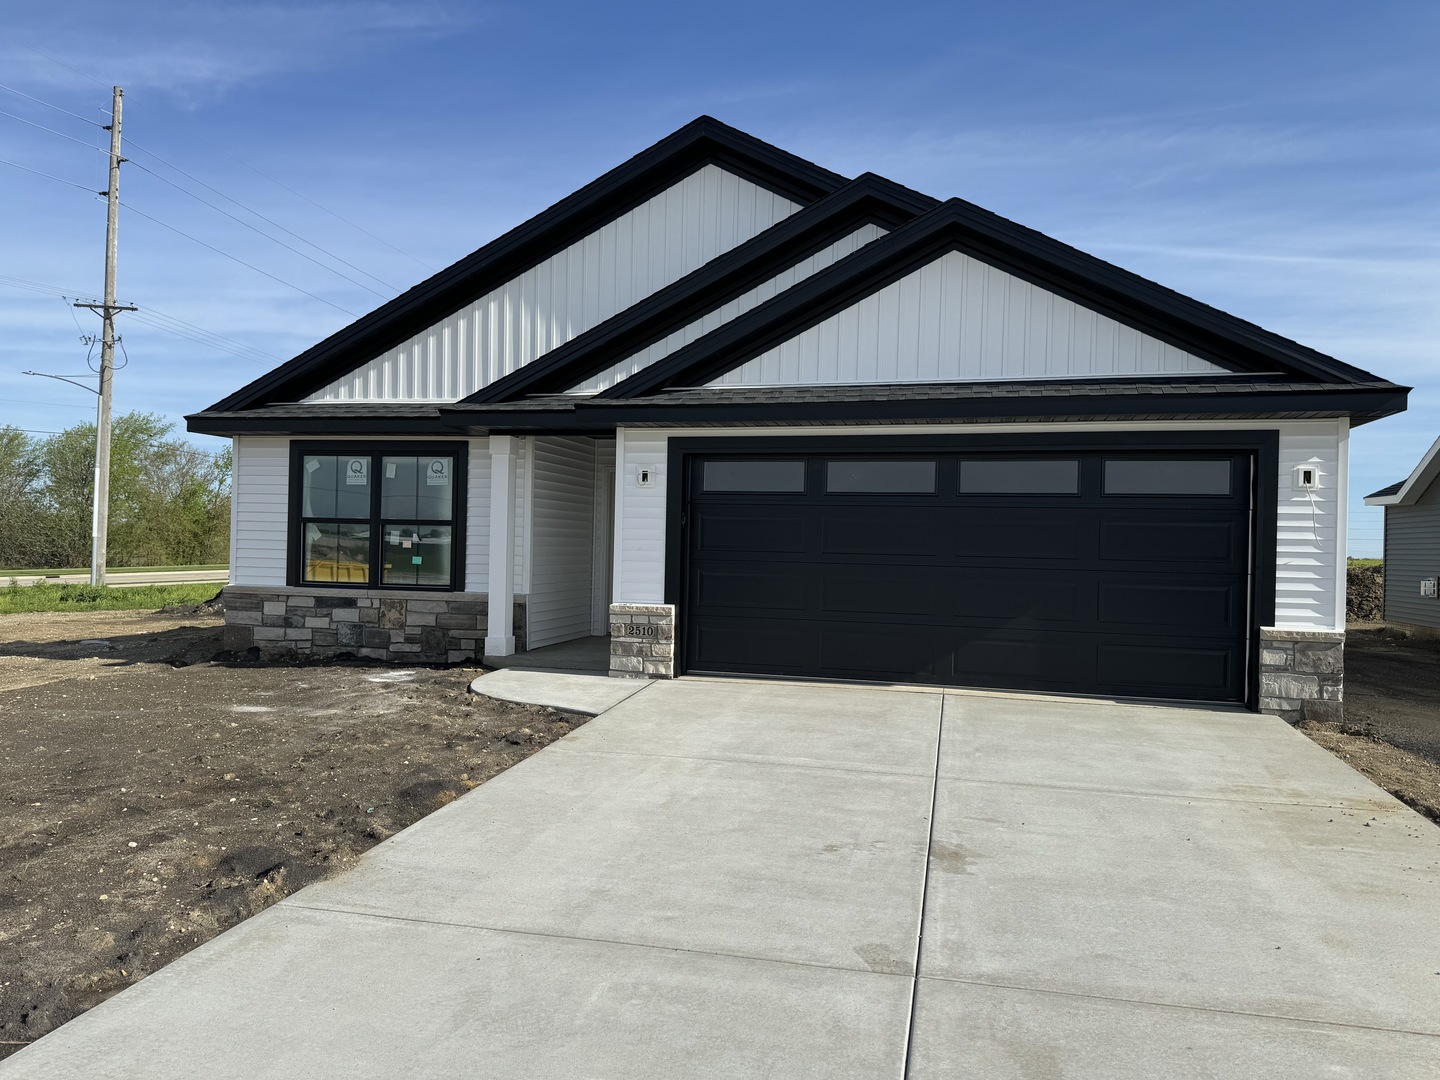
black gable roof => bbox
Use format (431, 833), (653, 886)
(201, 117), (848, 413)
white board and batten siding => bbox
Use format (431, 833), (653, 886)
(611, 421), (1349, 631)
(305, 166), (800, 404)
(526, 437), (599, 649)
(710, 250), (1228, 388)
(573, 223), (889, 393)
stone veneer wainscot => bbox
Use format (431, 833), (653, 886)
(222, 586), (525, 664)
(1258, 627), (1343, 723)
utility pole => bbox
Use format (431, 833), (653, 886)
(74, 86), (135, 587)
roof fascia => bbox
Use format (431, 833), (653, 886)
(203, 117), (849, 414)
(1363, 435), (1440, 505)
(435, 384), (1408, 432)
(460, 173), (939, 404)
(603, 198), (1390, 399)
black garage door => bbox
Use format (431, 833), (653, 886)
(683, 451), (1253, 702)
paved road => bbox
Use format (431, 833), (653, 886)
(3, 570), (228, 588)
(5, 679), (1438, 1077)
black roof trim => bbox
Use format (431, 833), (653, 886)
(603, 198), (1393, 398)
(432, 380), (1407, 432)
(1365, 480), (1404, 499)
(187, 379), (1407, 436)
(203, 117), (849, 413)
(460, 173), (939, 403)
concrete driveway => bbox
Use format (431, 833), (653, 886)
(5, 678), (1439, 1077)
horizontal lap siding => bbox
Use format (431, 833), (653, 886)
(232, 437), (289, 586)
(711, 250), (1227, 387)
(527, 437), (596, 648)
(1383, 488), (1440, 629)
(1275, 423), (1343, 630)
(573, 223), (889, 393)
(306, 166), (799, 403)
(465, 439), (490, 592)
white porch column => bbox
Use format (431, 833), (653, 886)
(485, 434), (517, 656)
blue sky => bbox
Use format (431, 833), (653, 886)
(1, 1), (1436, 556)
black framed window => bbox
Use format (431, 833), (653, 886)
(826, 459), (936, 493)
(959, 458), (1079, 494)
(291, 442), (465, 590)
(702, 459), (806, 493)
(1103, 458), (1231, 496)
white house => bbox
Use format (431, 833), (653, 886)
(188, 117), (1408, 720)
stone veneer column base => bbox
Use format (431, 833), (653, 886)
(1259, 627), (1343, 724)
(609, 603), (676, 679)
(221, 586), (525, 665)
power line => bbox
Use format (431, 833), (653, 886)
(0, 82), (103, 127)
(0, 107), (108, 153)
(0, 155), (97, 193)
(3, 398), (94, 408)
(0, 275), (283, 365)
(125, 140), (402, 293)
(121, 201), (360, 317)
(20, 46), (110, 91)
(126, 157), (394, 299)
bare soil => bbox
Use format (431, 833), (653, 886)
(1298, 623), (1440, 824)
(0, 610), (584, 1058)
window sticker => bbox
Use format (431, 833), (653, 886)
(426, 459), (449, 486)
(345, 458), (368, 485)
(385, 462), (397, 479)
(305, 458), (320, 473)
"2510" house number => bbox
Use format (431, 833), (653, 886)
(624, 624), (658, 638)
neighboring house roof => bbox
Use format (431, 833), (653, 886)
(1364, 436), (1440, 505)
(187, 117), (1410, 438)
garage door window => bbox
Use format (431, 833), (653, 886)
(959, 459), (1078, 494)
(702, 460), (806, 492)
(826, 460), (936, 493)
(1104, 459), (1231, 496)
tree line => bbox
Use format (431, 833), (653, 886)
(0, 412), (230, 570)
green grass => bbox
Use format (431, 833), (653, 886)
(0, 581), (222, 614)
(0, 563), (226, 576)
(1348, 558), (1383, 569)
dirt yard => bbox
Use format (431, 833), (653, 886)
(0, 609), (584, 1058)
(1298, 623), (1440, 824)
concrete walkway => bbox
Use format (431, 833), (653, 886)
(6, 678), (1439, 1077)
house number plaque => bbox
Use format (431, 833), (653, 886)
(624, 624), (658, 638)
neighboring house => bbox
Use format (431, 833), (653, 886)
(1364, 436), (1440, 632)
(187, 117), (1409, 721)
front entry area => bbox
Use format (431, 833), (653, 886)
(682, 447), (1255, 702)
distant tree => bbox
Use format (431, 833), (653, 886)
(0, 426), (50, 569)
(0, 413), (230, 570)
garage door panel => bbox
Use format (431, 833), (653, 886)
(1096, 641), (1238, 696)
(818, 627), (948, 680)
(695, 507), (808, 554)
(821, 510), (949, 557)
(823, 566), (952, 617)
(694, 566), (809, 612)
(1096, 578), (1245, 633)
(1098, 518), (1247, 567)
(688, 618), (818, 673)
(950, 633), (1090, 687)
(950, 570), (1087, 624)
(952, 509), (1088, 561)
